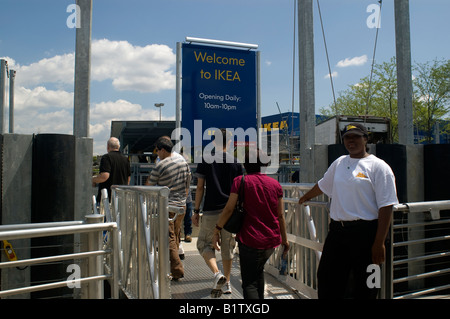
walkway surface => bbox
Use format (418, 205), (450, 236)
(170, 237), (301, 300)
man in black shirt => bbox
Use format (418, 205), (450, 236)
(93, 137), (131, 202)
(193, 129), (243, 298)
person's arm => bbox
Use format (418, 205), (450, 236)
(192, 177), (205, 227)
(92, 172), (109, 187)
(145, 166), (159, 186)
(298, 183), (323, 205)
(185, 169), (191, 198)
(145, 174), (154, 186)
(372, 205), (393, 265)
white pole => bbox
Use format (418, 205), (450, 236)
(9, 69), (16, 133)
(176, 42), (182, 130)
(0, 59), (6, 134)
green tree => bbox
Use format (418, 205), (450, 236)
(320, 57), (450, 143)
(413, 59), (450, 143)
(320, 57), (399, 141)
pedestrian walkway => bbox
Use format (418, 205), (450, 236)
(170, 237), (301, 299)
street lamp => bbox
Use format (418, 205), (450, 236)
(154, 103), (164, 121)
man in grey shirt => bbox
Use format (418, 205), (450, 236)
(146, 136), (191, 280)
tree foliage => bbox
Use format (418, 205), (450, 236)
(413, 59), (450, 142)
(320, 57), (450, 143)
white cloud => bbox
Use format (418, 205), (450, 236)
(14, 86), (73, 110)
(91, 99), (143, 119)
(336, 55), (368, 68)
(91, 39), (176, 92)
(12, 39), (176, 93)
(15, 54), (75, 87)
(8, 86), (74, 135)
(14, 107), (73, 135)
(90, 99), (163, 154)
(324, 71), (338, 79)
(353, 82), (368, 88)
(3, 39), (177, 154)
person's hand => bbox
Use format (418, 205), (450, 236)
(298, 196), (308, 205)
(212, 231), (221, 251)
(282, 241), (290, 254)
(191, 212), (200, 227)
(372, 242), (386, 265)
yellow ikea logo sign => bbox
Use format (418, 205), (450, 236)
(261, 120), (288, 131)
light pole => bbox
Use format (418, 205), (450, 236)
(154, 103), (164, 121)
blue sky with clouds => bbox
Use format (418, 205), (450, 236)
(1, 0), (449, 154)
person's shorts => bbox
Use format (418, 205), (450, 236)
(197, 213), (236, 261)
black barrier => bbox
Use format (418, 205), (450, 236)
(423, 144), (450, 294)
(327, 144), (348, 167)
(375, 144), (407, 204)
(375, 144), (410, 294)
(0, 135), (3, 225)
(424, 144), (450, 201)
(31, 134), (76, 298)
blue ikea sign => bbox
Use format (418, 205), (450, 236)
(181, 43), (257, 145)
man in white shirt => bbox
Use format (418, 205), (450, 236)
(298, 123), (398, 299)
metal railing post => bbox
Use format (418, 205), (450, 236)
(158, 188), (171, 299)
(381, 217), (394, 299)
(85, 214), (104, 299)
(137, 192), (147, 298)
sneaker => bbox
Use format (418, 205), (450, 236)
(223, 281), (232, 295)
(185, 235), (192, 242)
(211, 272), (226, 298)
(171, 274), (184, 281)
(179, 243), (185, 260)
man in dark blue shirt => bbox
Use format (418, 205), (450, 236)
(193, 129), (243, 298)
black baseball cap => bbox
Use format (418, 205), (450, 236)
(342, 123), (368, 137)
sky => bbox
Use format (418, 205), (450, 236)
(1, 0), (449, 155)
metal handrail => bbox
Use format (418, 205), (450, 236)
(109, 185), (171, 299)
(385, 200), (450, 299)
(0, 218), (118, 299)
(266, 183), (328, 299)
(267, 185), (450, 300)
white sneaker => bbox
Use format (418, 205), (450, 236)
(211, 272), (226, 298)
(223, 281), (232, 295)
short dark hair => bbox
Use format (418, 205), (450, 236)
(155, 136), (173, 152)
(243, 147), (268, 174)
(214, 128), (232, 147)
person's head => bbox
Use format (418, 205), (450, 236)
(243, 147), (268, 174)
(107, 137), (120, 152)
(342, 123), (369, 158)
(154, 136), (173, 160)
(213, 128), (232, 151)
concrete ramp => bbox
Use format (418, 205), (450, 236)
(170, 238), (300, 299)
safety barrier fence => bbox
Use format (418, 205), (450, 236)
(266, 184), (450, 300)
(0, 216), (119, 299)
(386, 200), (450, 299)
(1, 182), (448, 299)
(266, 183), (328, 299)
(108, 185), (184, 299)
